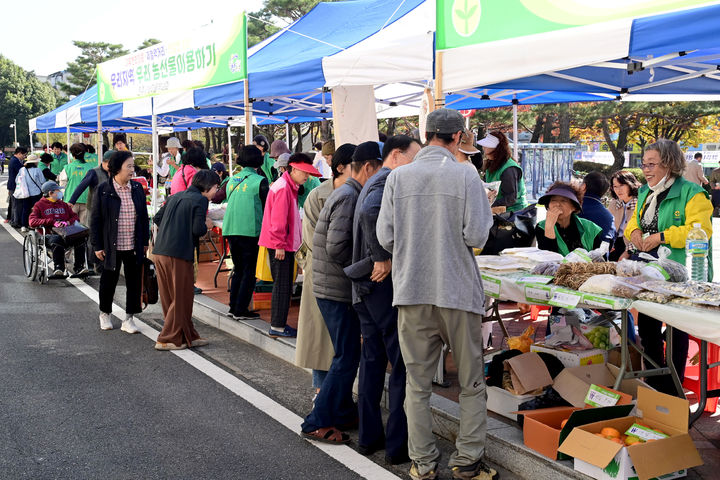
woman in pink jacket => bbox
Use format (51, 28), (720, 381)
(259, 153), (321, 338)
(170, 147), (208, 195)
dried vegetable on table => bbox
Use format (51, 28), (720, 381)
(556, 262), (617, 276)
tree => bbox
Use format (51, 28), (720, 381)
(0, 55), (58, 148)
(137, 38), (162, 51)
(59, 41), (128, 97)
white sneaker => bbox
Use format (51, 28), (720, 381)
(99, 312), (113, 330)
(121, 315), (140, 334)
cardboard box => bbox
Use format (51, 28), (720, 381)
(518, 404), (633, 460)
(531, 343), (608, 368)
(558, 388), (703, 480)
(486, 386), (538, 421)
(504, 352), (553, 395)
(608, 347), (642, 371)
(552, 363), (649, 408)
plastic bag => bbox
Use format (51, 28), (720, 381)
(588, 241), (610, 262)
(532, 261), (560, 276)
(637, 246), (687, 282)
(616, 259), (645, 277)
(507, 325), (535, 353)
(563, 248), (592, 263)
(578, 274), (643, 298)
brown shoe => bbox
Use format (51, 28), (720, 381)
(154, 342), (187, 351)
(190, 338), (209, 347)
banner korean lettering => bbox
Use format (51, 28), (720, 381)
(97, 13), (246, 104)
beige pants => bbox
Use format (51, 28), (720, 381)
(72, 203), (89, 226)
(397, 304), (487, 471)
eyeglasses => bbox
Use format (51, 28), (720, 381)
(640, 162), (660, 170)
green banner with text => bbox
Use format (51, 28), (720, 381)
(97, 12), (247, 105)
(436, 0), (714, 50)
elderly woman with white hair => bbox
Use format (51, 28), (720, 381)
(625, 138), (713, 396)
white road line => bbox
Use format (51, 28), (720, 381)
(0, 220), (400, 480)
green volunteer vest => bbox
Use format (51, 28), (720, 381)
(63, 161), (95, 204)
(538, 215), (602, 256)
(635, 177), (713, 279)
(260, 152), (276, 183)
(51, 152), (68, 176)
(298, 175), (320, 209)
(222, 168), (264, 237)
(485, 158), (528, 212)
(85, 153), (99, 165)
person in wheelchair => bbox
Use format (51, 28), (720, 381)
(29, 181), (89, 278)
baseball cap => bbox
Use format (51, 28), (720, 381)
(352, 141), (382, 163)
(478, 134), (500, 149)
(426, 108), (465, 134)
(42, 180), (61, 194)
(274, 153), (291, 170)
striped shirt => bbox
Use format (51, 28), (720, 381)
(114, 180), (136, 251)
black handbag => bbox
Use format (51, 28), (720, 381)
(481, 204), (537, 255)
(52, 221), (90, 247)
(141, 258), (159, 309)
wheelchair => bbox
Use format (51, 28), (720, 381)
(22, 226), (89, 284)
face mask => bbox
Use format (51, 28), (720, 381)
(50, 191), (63, 202)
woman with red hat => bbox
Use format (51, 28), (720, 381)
(258, 153), (321, 338)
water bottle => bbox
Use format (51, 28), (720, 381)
(685, 223), (709, 281)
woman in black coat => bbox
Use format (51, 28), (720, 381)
(90, 151), (150, 334)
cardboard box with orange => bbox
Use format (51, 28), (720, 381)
(558, 387), (703, 480)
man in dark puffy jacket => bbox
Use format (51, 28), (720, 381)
(300, 141), (382, 444)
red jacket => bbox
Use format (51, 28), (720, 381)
(258, 171), (302, 251)
(29, 197), (78, 229)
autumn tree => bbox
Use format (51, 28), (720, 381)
(59, 41), (128, 97)
(0, 55), (58, 147)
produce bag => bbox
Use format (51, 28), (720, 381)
(578, 274), (643, 298)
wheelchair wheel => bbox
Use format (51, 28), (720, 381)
(23, 232), (38, 281)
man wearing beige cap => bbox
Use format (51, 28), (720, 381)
(377, 109), (496, 480)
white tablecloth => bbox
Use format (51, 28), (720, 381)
(631, 300), (720, 347)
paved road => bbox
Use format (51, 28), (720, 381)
(0, 224), (373, 479)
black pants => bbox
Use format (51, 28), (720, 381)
(99, 250), (142, 315)
(637, 312), (688, 396)
(353, 278), (408, 458)
(46, 234), (86, 272)
(268, 248), (294, 329)
(227, 235), (259, 315)
(608, 236), (627, 262)
(7, 192), (17, 225)
(18, 195), (41, 228)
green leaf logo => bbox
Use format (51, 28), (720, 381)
(451, 0), (482, 38)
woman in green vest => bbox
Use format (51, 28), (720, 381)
(223, 145), (270, 320)
(479, 131), (528, 212)
(624, 139), (713, 396)
(536, 181), (602, 256)
(62, 143), (96, 226)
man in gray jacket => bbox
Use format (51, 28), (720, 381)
(377, 109), (495, 480)
(300, 142), (382, 444)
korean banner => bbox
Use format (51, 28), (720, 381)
(436, 0), (711, 51)
(96, 12), (247, 105)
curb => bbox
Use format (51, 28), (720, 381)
(190, 294), (591, 480)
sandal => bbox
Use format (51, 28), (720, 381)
(301, 427), (350, 445)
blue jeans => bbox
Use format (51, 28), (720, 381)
(312, 369), (328, 389)
(301, 298), (360, 432)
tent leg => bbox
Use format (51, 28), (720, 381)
(512, 100), (519, 161)
(96, 105), (103, 161)
(244, 79), (253, 145)
(151, 107), (158, 216)
(285, 121), (290, 147)
(45, 130), (49, 152)
(227, 126), (233, 173)
(187, 129), (192, 141)
(66, 126), (70, 156)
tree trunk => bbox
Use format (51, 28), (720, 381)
(288, 122), (293, 151)
(320, 119), (331, 142)
(530, 114), (544, 143)
(542, 114), (555, 143)
(387, 117), (397, 136)
(295, 124), (303, 152)
(602, 118), (629, 173)
(557, 112), (571, 143)
(204, 128), (211, 152)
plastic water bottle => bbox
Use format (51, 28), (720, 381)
(685, 223), (709, 281)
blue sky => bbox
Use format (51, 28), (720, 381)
(3, 0), (265, 75)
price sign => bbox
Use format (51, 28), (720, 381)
(585, 384), (621, 407)
(525, 285), (552, 304)
(624, 423), (669, 441)
(481, 274), (501, 298)
(516, 275), (553, 285)
(549, 288), (582, 308)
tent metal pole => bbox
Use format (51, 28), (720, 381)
(187, 129), (192, 141)
(227, 126), (233, 173)
(66, 126), (70, 157)
(151, 103), (158, 216)
(244, 79), (253, 145)
(29, 132), (33, 151)
(434, 51), (445, 109)
(96, 105), (102, 161)
(285, 121), (290, 146)
(512, 100), (519, 161)
(45, 130), (49, 151)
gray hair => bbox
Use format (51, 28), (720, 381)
(645, 138), (686, 178)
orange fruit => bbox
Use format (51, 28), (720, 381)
(610, 437), (624, 444)
(595, 433), (606, 438)
(560, 419), (569, 429)
(601, 427), (621, 438)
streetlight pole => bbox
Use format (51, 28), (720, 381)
(10, 119), (17, 147)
